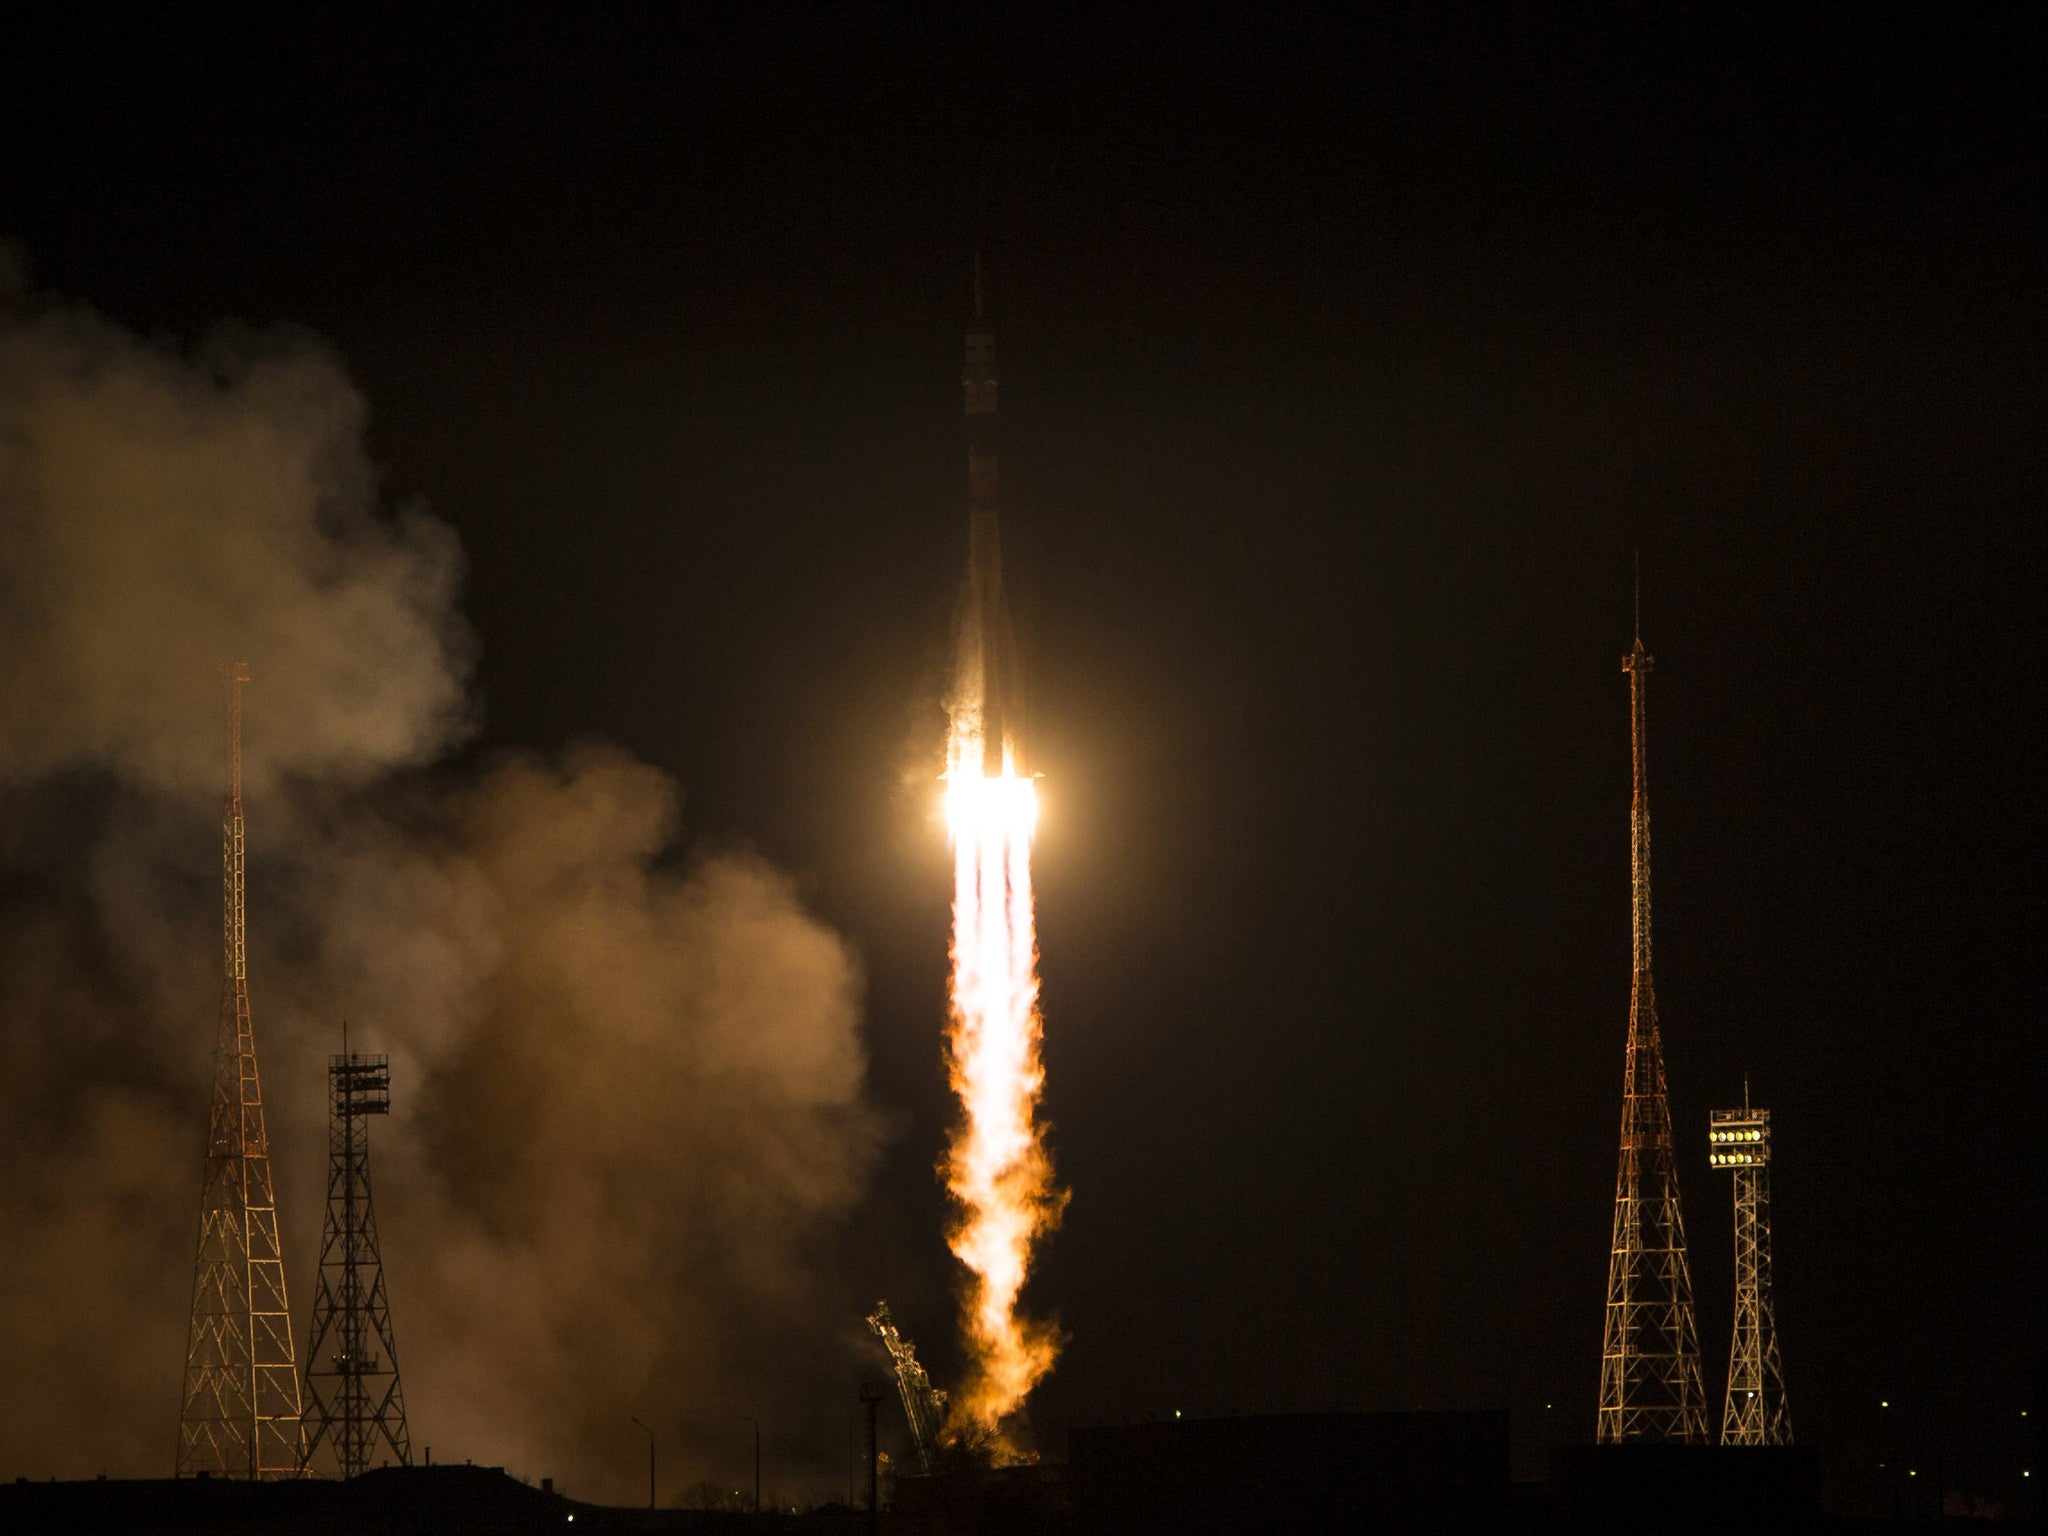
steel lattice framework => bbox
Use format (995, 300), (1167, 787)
(1595, 631), (1709, 1444)
(178, 664), (305, 1478)
(302, 1045), (412, 1477)
(867, 1301), (947, 1474)
(1709, 1093), (1792, 1445)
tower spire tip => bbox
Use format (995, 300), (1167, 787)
(1633, 551), (1642, 648)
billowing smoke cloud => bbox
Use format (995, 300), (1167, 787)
(0, 297), (469, 797)
(0, 275), (882, 1498)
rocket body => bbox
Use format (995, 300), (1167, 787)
(941, 271), (1065, 1440)
(961, 299), (1019, 771)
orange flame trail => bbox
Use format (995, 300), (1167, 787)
(942, 709), (1065, 1442)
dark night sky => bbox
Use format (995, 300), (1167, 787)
(3, 5), (2042, 1495)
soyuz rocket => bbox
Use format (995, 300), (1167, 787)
(961, 259), (1022, 772)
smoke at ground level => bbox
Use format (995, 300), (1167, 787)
(0, 281), (886, 1497)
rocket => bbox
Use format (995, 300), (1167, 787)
(960, 257), (1021, 772)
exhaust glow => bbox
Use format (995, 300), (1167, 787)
(941, 715), (1064, 1443)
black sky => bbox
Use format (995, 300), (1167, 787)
(3, 5), (2042, 1496)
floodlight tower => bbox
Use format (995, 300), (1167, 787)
(1709, 1090), (1792, 1445)
(302, 1042), (413, 1477)
(178, 663), (305, 1478)
(1595, 623), (1709, 1443)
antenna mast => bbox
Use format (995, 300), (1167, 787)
(1595, 628), (1709, 1443)
(178, 663), (306, 1478)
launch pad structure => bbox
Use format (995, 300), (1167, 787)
(1709, 1093), (1792, 1446)
(301, 1042), (413, 1477)
(1595, 626), (1709, 1444)
(177, 663), (305, 1480)
(868, 1301), (947, 1474)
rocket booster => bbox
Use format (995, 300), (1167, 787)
(961, 264), (1020, 772)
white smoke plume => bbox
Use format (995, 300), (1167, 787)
(0, 276), (882, 1496)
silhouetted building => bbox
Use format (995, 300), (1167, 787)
(0, 1463), (866, 1535)
(891, 1460), (1065, 1536)
(1067, 1410), (1509, 1535)
(1549, 1443), (1821, 1533)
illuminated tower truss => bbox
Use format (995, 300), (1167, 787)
(178, 663), (305, 1478)
(1709, 1093), (1792, 1445)
(867, 1301), (948, 1474)
(1595, 629), (1709, 1443)
(302, 1045), (412, 1477)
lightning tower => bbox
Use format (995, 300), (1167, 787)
(301, 1041), (413, 1476)
(178, 663), (306, 1478)
(1709, 1090), (1792, 1445)
(1595, 623), (1709, 1443)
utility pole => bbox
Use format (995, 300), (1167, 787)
(630, 1417), (654, 1509)
(859, 1382), (887, 1535)
(1709, 1088), (1792, 1444)
(178, 663), (305, 1479)
(733, 1414), (759, 1515)
(1595, 618), (1709, 1443)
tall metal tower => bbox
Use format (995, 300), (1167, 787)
(1709, 1089), (1792, 1445)
(178, 663), (305, 1478)
(301, 1042), (413, 1477)
(867, 1301), (947, 1474)
(1595, 625), (1709, 1443)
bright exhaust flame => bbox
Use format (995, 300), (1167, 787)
(941, 716), (1064, 1443)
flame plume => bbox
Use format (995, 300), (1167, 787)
(941, 709), (1065, 1445)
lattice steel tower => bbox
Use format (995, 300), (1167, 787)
(1709, 1089), (1792, 1445)
(178, 663), (305, 1478)
(1595, 624), (1709, 1443)
(302, 1041), (412, 1476)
